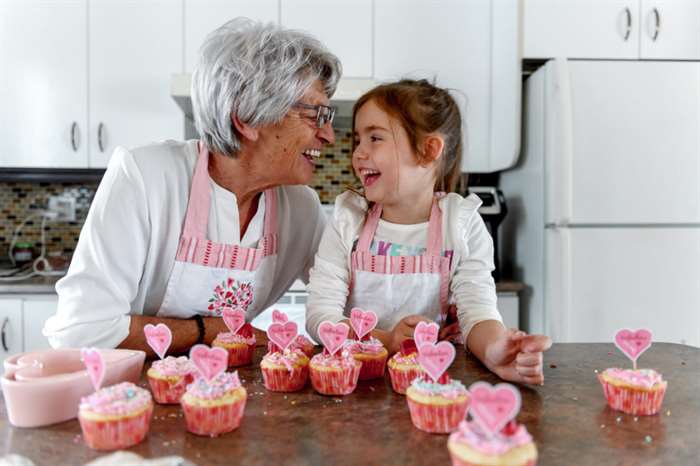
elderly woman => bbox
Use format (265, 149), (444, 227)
(43, 18), (340, 353)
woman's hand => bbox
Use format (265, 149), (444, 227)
(483, 328), (552, 385)
(373, 314), (432, 354)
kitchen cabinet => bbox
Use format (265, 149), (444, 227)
(21, 297), (57, 353)
(0, 0), (183, 169)
(281, 0), (373, 78)
(524, 0), (700, 60)
(0, 300), (23, 367)
(184, 0), (279, 72)
(374, 0), (520, 173)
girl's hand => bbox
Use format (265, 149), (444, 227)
(483, 328), (552, 385)
(378, 315), (431, 354)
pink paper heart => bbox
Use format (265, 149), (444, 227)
(222, 308), (245, 334)
(189, 345), (228, 382)
(318, 321), (349, 356)
(143, 323), (172, 359)
(414, 321), (439, 348)
(272, 309), (288, 324)
(468, 382), (522, 436)
(349, 308), (378, 340)
(81, 348), (105, 391)
(268, 321), (298, 351)
(417, 341), (455, 382)
(614, 328), (653, 363)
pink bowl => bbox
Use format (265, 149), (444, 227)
(2, 348), (145, 428)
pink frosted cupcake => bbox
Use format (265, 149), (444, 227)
(309, 348), (362, 396)
(598, 368), (667, 415)
(146, 356), (196, 404)
(406, 374), (470, 434)
(387, 339), (425, 394)
(181, 371), (247, 436)
(448, 420), (538, 466)
(344, 337), (388, 380)
(78, 382), (153, 450)
(261, 348), (310, 392)
(212, 323), (256, 367)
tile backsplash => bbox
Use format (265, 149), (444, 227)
(0, 128), (358, 258)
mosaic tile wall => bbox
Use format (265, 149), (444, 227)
(0, 127), (358, 259)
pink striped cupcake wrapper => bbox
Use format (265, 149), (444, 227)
(388, 366), (424, 395)
(148, 373), (193, 404)
(356, 354), (388, 380)
(598, 375), (667, 415)
(79, 404), (153, 450)
(182, 397), (246, 437)
(262, 365), (309, 392)
(214, 342), (255, 367)
(406, 396), (469, 434)
(310, 363), (362, 396)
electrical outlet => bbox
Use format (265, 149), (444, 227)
(47, 195), (76, 222)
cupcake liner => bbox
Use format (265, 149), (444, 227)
(181, 397), (246, 437)
(406, 396), (469, 434)
(262, 365), (309, 392)
(148, 373), (193, 404)
(388, 365), (424, 395)
(355, 353), (388, 380)
(213, 342), (255, 367)
(79, 404), (153, 450)
(310, 363), (362, 396)
(598, 375), (667, 415)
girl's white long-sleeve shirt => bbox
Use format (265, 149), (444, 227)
(305, 191), (503, 342)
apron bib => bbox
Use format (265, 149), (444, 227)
(346, 195), (451, 333)
(158, 143), (278, 320)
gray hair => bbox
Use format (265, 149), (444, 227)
(191, 17), (342, 156)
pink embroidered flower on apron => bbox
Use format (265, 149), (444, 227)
(208, 279), (253, 316)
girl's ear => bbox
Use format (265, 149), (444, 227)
(232, 114), (259, 142)
(422, 134), (445, 164)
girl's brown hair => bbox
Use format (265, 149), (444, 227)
(352, 79), (463, 192)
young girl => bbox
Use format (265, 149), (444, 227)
(306, 79), (550, 385)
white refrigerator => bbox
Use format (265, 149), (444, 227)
(501, 59), (700, 347)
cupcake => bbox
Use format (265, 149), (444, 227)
(147, 356), (196, 404)
(78, 382), (153, 450)
(406, 374), (470, 434)
(309, 348), (362, 395)
(344, 337), (388, 380)
(387, 339), (425, 394)
(181, 370), (247, 436)
(448, 420), (538, 466)
(213, 322), (256, 367)
(261, 348), (310, 392)
(598, 368), (667, 415)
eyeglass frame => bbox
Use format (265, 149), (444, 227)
(292, 102), (336, 128)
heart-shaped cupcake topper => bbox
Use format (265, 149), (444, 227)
(268, 321), (298, 351)
(81, 348), (105, 391)
(222, 308), (246, 335)
(414, 321), (439, 348)
(189, 345), (228, 382)
(416, 341), (455, 382)
(349, 308), (378, 340)
(614, 328), (653, 370)
(468, 382), (522, 436)
(143, 323), (172, 359)
(272, 309), (288, 324)
(318, 321), (349, 356)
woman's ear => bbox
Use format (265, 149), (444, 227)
(422, 134), (445, 164)
(232, 114), (259, 142)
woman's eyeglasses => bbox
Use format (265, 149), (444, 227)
(293, 102), (336, 128)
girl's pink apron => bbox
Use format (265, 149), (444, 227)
(347, 195), (453, 334)
(157, 143), (278, 319)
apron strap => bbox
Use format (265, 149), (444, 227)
(182, 141), (212, 239)
(425, 194), (444, 257)
(262, 188), (277, 237)
(356, 203), (382, 252)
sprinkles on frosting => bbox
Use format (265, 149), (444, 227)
(602, 368), (665, 389)
(450, 420), (533, 455)
(215, 332), (256, 346)
(186, 371), (242, 400)
(79, 382), (151, 416)
(410, 377), (467, 399)
(344, 337), (385, 355)
(151, 356), (195, 377)
(310, 349), (358, 369)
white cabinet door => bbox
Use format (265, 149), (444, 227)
(0, 0), (88, 168)
(184, 0), (279, 72)
(89, 0), (183, 168)
(0, 300), (23, 362)
(22, 297), (58, 353)
(524, 0), (640, 59)
(375, 0), (519, 173)
(640, 0), (700, 59)
(281, 0), (372, 78)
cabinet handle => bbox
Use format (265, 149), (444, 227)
(1, 318), (9, 352)
(651, 8), (660, 41)
(97, 122), (105, 153)
(70, 122), (79, 151)
(623, 7), (632, 41)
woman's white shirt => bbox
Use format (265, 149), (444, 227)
(44, 140), (326, 349)
(305, 191), (502, 342)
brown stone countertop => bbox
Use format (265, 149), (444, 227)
(0, 343), (697, 465)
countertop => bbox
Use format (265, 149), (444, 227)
(1, 343), (697, 465)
